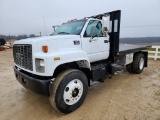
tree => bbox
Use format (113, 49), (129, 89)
(29, 34), (36, 38)
(0, 39), (6, 46)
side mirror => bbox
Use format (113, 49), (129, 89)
(102, 15), (110, 37)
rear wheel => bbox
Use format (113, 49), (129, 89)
(132, 53), (145, 74)
(126, 63), (134, 73)
(49, 69), (88, 113)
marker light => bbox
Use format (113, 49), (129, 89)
(117, 52), (120, 56)
(42, 46), (48, 53)
(54, 57), (60, 61)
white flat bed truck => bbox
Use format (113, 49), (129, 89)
(13, 10), (150, 113)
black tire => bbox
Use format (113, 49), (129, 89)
(132, 53), (145, 74)
(126, 63), (134, 73)
(49, 69), (88, 113)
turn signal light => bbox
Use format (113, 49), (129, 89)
(42, 46), (48, 53)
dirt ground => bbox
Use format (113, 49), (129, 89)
(0, 49), (160, 120)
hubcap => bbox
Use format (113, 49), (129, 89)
(63, 79), (83, 105)
(139, 58), (144, 70)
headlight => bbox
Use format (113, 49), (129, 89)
(40, 59), (45, 67)
(35, 58), (45, 73)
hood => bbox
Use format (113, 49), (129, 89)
(14, 35), (80, 44)
(14, 35), (82, 53)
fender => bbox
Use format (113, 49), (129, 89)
(46, 50), (91, 76)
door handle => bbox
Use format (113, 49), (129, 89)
(104, 40), (109, 43)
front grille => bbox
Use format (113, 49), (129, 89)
(13, 44), (33, 71)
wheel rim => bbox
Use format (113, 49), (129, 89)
(63, 79), (83, 105)
(139, 58), (144, 70)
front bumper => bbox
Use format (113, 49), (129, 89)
(14, 67), (51, 96)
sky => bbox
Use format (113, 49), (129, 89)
(0, 0), (160, 38)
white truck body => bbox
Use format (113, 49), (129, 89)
(13, 10), (150, 113)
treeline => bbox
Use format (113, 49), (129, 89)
(0, 34), (39, 40)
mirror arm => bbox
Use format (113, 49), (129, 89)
(103, 27), (108, 37)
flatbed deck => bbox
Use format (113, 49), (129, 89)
(119, 44), (151, 55)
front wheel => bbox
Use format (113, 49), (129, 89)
(49, 69), (88, 113)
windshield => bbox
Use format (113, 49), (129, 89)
(51, 20), (86, 35)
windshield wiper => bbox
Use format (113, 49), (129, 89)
(57, 32), (70, 34)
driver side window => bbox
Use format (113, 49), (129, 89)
(84, 20), (103, 37)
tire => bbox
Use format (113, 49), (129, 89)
(49, 69), (88, 113)
(132, 53), (145, 74)
(126, 63), (134, 73)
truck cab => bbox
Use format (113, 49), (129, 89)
(13, 17), (111, 78)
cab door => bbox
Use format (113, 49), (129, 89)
(81, 20), (110, 62)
